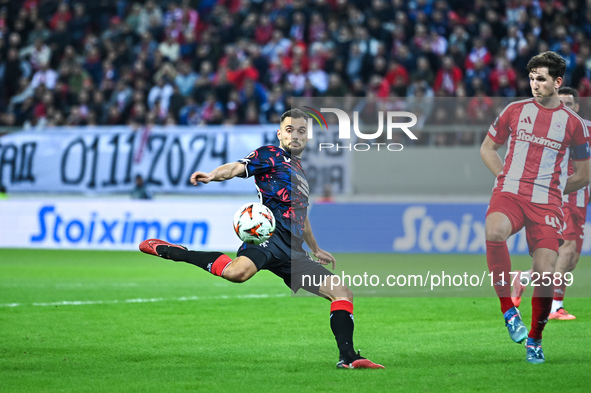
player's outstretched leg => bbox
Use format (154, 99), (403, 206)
(140, 238), (188, 257)
(319, 280), (384, 369)
(139, 238), (253, 282)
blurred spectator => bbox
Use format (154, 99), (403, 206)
(158, 34), (180, 62)
(126, 3), (143, 34)
(67, 63), (92, 95)
(174, 62), (197, 96)
(30, 61), (57, 90)
(131, 175), (152, 200)
(20, 37), (51, 71)
(325, 73), (349, 96)
(138, 1), (163, 34)
(49, 2), (71, 31)
(465, 59), (491, 96)
(26, 20), (51, 47)
(501, 25), (527, 63)
(168, 84), (186, 120)
(448, 25), (469, 57)
(110, 80), (133, 113)
(286, 64), (306, 96)
(255, 15), (274, 45)
(1, 48), (31, 97)
(68, 3), (89, 50)
(307, 60), (329, 94)
(378, 59), (409, 97)
(148, 76), (173, 113)
(262, 30), (290, 62)
(489, 58), (517, 96)
(411, 57), (434, 86)
(434, 56), (462, 96)
(464, 38), (492, 71)
(178, 96), (200, 125)
(260, 85), (285, 123)
(180, 31), (197, 59)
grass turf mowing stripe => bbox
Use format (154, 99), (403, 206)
(0, 293), (289, 308)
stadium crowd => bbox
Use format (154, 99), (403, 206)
(1, 0), (591, 141)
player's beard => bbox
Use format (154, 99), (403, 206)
(282, 141), (305, 156)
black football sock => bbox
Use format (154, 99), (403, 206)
(157, 246), (224, 272)
(330, 309), (357, 362)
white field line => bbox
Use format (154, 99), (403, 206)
(0, 293), (288, 308)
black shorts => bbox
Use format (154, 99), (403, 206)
(236, 226), (333, 294)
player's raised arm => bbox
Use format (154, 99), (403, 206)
(190, 162), (246, 185)
(480, 134), (505, 177)
(303, 215), (336, 269)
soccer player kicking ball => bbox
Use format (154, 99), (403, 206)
(139, 109), (384, 369)
(480, 52), (590, 363)
(512, 87), (591, 320)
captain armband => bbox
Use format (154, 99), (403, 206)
(571, 142), (590, 160)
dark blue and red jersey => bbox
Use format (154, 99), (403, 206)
(238, 145), (310, 245)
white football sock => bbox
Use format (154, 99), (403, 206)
(551, 299), (563, 312)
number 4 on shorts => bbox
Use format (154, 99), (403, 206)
(545, 215), (559, 228)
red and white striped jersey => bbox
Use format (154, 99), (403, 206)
(562, 118), (591, 208)
(488, 98), (590, 207)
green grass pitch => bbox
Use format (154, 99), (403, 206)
(1, 249), (590, 392)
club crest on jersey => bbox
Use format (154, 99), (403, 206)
(552, 122), (564, 131)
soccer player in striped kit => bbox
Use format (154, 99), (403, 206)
(480, 52), (590, 363)
(512, 87), (591, 320)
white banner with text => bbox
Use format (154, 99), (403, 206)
(0, 126), (351, 195)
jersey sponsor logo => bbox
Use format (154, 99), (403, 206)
(516, 130), (561, 150)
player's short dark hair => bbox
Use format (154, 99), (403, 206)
(558, 86), (579, 103)
(280, 109), (308, 124)
(526, 51), (566, 80)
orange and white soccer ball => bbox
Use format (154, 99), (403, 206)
(233, 202), (276, 245)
